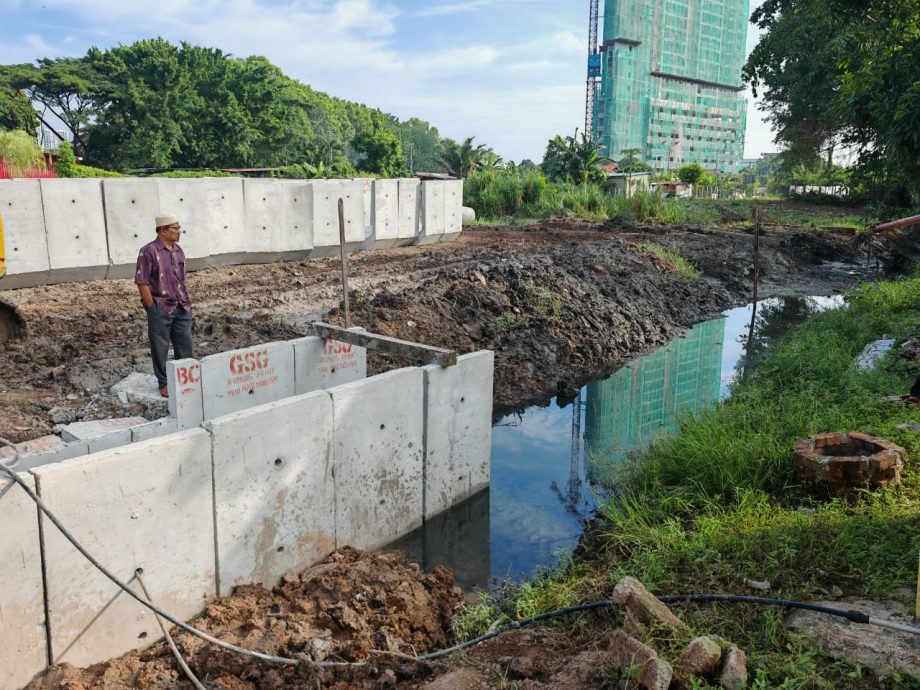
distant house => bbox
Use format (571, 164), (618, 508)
(649, 181), (692, 198)
(606, 171), (651, 197)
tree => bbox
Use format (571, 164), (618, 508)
(352, 122), (406, 176)
(541, 130), (607, 184)
(677, 163), (705, 186)
(440, 136), (487, 177)
(0, 129), (44, 175)
(745, 0), (920, 204)
(395, 118), (444, 173)
(55, 140), (77, 177)
(618, 148), (651, 173)
(0, 81), (37, 132)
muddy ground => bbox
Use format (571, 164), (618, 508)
(0, 216), (889, 443)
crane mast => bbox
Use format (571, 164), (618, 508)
(585, 0), (601, 141)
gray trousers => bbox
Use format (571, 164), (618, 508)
(147, 304), (193, 387)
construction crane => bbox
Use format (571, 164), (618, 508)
(584, 0), (601, 141)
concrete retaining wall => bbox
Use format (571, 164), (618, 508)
(331, 367), (425, 550)
(199, 341), (296, 419)
(102, 179), (161, 279)
(1, 177), (461, 290)
(0, 180), (50, 288)
(0, 474), (47, 690)
(41, 179), (109, 283)
(0, 345), (491, 688)
(207, 391), (335, 594)
(33, 429), (216, 667)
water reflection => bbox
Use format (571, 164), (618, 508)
(391, 296), (844, 589)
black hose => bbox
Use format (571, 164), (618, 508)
(658, 593), (872, 625)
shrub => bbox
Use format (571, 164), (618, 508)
(0, 129), (49, 177)
(55, 141), (78, 177)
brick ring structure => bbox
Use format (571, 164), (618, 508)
(793, 432), (905, 495)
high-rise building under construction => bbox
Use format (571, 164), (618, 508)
(594, 0), (749, 173)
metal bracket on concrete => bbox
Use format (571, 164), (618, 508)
(312, 322), (458, 367)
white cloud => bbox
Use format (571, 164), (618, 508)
(416, 0), (549, 18)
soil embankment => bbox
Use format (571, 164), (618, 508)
(0, 218), (872, 441)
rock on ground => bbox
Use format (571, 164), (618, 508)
(785, 596), (920, 678)
(612, 576), (688, 635)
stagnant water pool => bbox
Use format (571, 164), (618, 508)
(392, 295), (844, 589)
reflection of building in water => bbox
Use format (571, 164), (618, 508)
(585, 318), (725, 483)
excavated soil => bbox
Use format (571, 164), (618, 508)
(0, 218), (876, 441)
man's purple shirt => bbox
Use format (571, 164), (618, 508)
(134, 238), (192, 314)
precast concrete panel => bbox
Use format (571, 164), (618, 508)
(369, 179), (400, 248)
(40, 179), (109, 283)
(292, 334), (366, 394)
(396, 178), (420, 244)
(168, 358), (204, 430)
(414, 180), (446, 246)
(131, 417), (178, 442)
(0, 179), (50, 288)
(441, 179), (463, 243)
(242, 179), (317, 264)
(87, 428), (133, 453)
(34, 429), (215, 667)
(102, 179), (161, 278)
(354, 177), (373, 240)
(14, 440), (89, 472)
(206, 391), (335, 593)
(0, 473), (47, 690)
(310, 180), (365, 257)
(156, 178), (246, 268)
(422, 351), (494, 519)
(331, 367), (424, 550)
(199, 342), (295, 420)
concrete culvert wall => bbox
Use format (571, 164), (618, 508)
(0, 346), (493, 688)
(0, 178), (463, 290)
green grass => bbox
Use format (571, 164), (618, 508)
(637, 242), (701, 280)
(590, 275), (920, 687)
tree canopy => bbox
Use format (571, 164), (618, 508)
(744, 0), (920, 205)
(0, 38), (478, 175)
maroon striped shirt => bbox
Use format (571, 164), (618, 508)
(134, 238), (191, 314)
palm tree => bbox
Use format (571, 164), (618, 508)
(440, 136), (487, 177)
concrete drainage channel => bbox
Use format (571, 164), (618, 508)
(0, 325), (494, 690)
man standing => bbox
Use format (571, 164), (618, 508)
(135, 214), (193, 397)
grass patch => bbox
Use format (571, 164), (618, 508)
(638, 242), (700, 280)
(588, 276), (920, 686)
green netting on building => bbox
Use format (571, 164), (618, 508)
(595, 0), (749, 173)
(584, 317), (725, 483)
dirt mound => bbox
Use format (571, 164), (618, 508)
(27, 548), (463, 690)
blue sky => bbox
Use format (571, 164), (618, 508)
(0, 0), (776, 162)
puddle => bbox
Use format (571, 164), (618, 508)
(392, 295), (845, 589)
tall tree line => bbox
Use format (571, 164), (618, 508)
(0, 38), (461, 175)
(744, 0), (920, 205)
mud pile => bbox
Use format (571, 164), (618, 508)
(27, 548), (462, 690)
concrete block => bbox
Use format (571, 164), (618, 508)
(88, 428), (133, 454)
(34, 429), (216, 667)
(293, 332), (366, 395)
(0, 179), (50, 288)
(199, 342), (295, 420)
(331, 367), (425, 550)
(309, 180), (365, 257)
(167, 358), (203, 430)
(354, 177), (374, 241)
(0, 473), (47, 690)
(397, 178), (420, 243)
(206, 391), (335, 593)
(441, 179), (464, 242)
(0, 433), (64, 460)
(111, 372), (162, 405)
(102, 179), (161, 278)
(13, 440), (89, 472)
(156, 178), (246, 268)
(414, 180), (446, 245)
(40, 179), (109, 283)
(131, 417), (178, 442)
(59, 416), (148, 442)
(369, 179), (400, 248)
(242, 179), (314, 263)
(422, 351), (494, 519)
